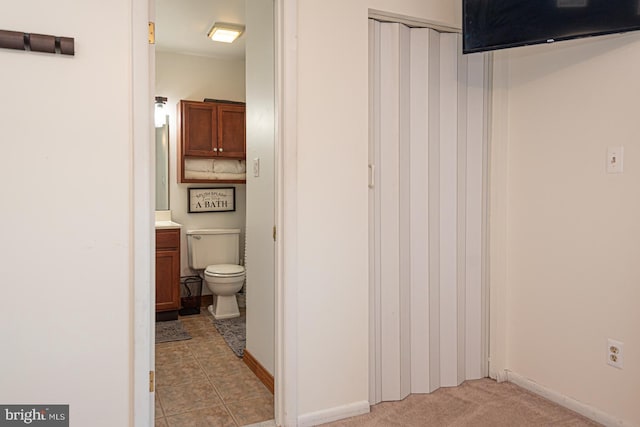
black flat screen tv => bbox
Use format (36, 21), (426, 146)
(463, 0), (640, 54)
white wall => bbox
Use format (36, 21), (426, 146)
(295, 0), (458, 418)
(245, 0), (276, 375)
(155, 51), (246, 289)
(490, 33), (640, 426)
(0, 1), (136, 425)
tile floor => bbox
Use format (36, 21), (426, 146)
(155, 309), (274, 427)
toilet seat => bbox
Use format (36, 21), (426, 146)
(205, 264), (245, 278)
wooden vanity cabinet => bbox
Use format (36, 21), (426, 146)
(156, 228), (180, 320)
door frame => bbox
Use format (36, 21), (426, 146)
(274, 0), (299, 424)
(132, 0), (299, 425)
(132, 0), (154, 424)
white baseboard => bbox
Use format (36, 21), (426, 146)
(505, 370), (631, 427)
(297, 400), (370, 426)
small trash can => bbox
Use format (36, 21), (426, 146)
(179, 276), (202, 316)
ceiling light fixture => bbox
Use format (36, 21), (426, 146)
(207, 22), (244, 43)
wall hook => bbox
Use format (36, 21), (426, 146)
(0, 29), (74, 56)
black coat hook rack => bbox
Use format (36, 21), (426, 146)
(0, 29), (74, 56)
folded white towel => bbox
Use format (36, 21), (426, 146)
(213, 159), (246, 174)
(183, 170), (246, 181)
(185, 158), (214, 172)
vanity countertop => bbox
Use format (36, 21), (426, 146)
(155, 220), (182, 229)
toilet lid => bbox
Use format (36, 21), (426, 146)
(205, 264), (245, 277)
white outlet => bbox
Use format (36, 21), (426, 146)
(607, 146), (624, 174)
(607, 339), (624, 369)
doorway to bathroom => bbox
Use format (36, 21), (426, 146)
(152, 0), (277, 425)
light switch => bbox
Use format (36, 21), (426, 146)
(607, 146), (624, 174)
(253, 158), (260, 177)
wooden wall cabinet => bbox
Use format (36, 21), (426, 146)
(178, 99), (246, 183)
(156, 228), (180, 320)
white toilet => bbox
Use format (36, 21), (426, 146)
(186, 229), (245, 320)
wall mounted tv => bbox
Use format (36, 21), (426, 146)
(463, 0), (640, 54)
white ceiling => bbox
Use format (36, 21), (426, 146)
(155, 0), (246, 60)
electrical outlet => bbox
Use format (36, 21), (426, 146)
(607, 339), (624, 369)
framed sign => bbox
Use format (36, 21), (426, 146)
(188, 187), (236, 213)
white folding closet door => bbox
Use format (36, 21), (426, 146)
(408, 26), (435, 395)
(376, 21), (411, 402)
(369, 19), (488, 404)
(438, 31), (461, 388)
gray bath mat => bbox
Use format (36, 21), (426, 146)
(212, 313), (245, 357)
(155, 320), (192, 344)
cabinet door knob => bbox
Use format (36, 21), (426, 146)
(213, 147), (218, 152)
(219, 147), (223, 152)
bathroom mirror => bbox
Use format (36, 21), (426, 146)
(155, 119), (170, 210)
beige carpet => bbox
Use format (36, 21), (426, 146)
(322, 379), (601, 426)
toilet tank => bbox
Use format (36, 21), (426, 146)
(186, 229), (241, 269)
